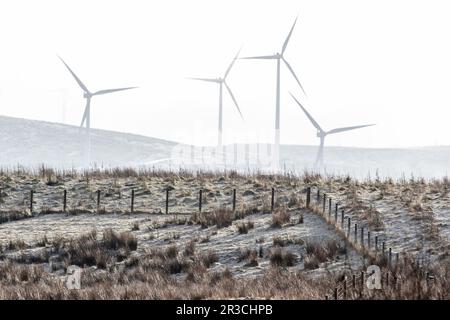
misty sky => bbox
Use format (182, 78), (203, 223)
(0, 0), (449, 148)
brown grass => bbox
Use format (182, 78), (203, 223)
(269, 248), (297, 267)
(236, 220), (255, 234)
(271, 210), (291, 228)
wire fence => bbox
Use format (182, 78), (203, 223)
(0, 184), (288, 222)
(303, 186), (434, 300)
(0, 183), (436, 299)
(306, 186), (400, 260)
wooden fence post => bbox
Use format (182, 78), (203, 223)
(323, 194), (326, 213)
(361, 227), (364, 247)
(354, 224), (358, 243)
(368, 231), (371, 249)
(375, 236), (378, 252)
(361, 271), (365, 291)
(232, 189), (236, 212)
(317, 189), (320, 202)
(30, 190), (34, 213)
(306, 187), (311, 209)
(328, 198), (332, 214)
(347, 217), (351, 237)
(63, 189), (67, 212)
(352, 274), (356, 289)
(335, 203), (338, 219)
(329, 201), (332, 220)
(334, 203), (338, 222)
(165, 188), (169, 214)
(382, 242), (386, 255)
(96, 190), (101, 212)
(388, 248), (392, 266)
(271, 187), (275, 212)
(334, 287), (338, 300)
(131, 189), (135, 213)
(341, 210), (345, 229)
(199, 189), (203, 213)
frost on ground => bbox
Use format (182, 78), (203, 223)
(314, 175), (450, 263)
(0, 169), (448, 299)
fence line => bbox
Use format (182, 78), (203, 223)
(0, 184), (284, 219)
(305, 185), (410, 299)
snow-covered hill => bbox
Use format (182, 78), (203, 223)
(0, 116), (176, 169)
(0, 116), (448, 179)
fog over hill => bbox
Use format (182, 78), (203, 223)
(0, 116), (175, 169)
(0, 116), (448, 179)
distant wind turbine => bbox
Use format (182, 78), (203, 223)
(241, 16), (306, 165)
(290, 93), (375, 167)
(189, 50), (244, 147)
(58, 56), (137, 164)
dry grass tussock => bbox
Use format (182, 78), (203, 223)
(0, 265), (329, 300)
(304, 239), (345, 270)
(271, 210), (291, 228)
(191, 208), (255, 229)
(0, 228), (448, 299)
(2, 229), (138, 270)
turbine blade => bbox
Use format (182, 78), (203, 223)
(327, 124), (375, 135)
(58, 56), (90, 93)
(224, 82), (244, 120)
(93, 87), (138, 96)
(240, 55), (278, 60)
(282, 16), (298, 54)
(187, 77), (220, 83)
(289, 92), (323, 132)
(283, 57), (307, 96)
(224, 48), (242, 79)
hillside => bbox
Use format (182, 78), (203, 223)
(0, 116), (449, 179)
(0, 116), (176, 169)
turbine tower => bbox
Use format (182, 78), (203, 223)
(241, 17), (306, 167)
(59, 57), (137, 165)
(290, 93), (375, 167)
(189, 50), (244, 147)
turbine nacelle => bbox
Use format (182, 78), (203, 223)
(317, 131), (326, 138)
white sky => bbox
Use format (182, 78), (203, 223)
(0, 0), (449, 148)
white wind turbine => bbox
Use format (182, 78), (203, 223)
(241, 17), (306, 166)
(189, 50), (244, 147)
(290, 93), (375, 168)
(59, 57), (137, 165)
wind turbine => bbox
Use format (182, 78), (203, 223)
(241, 16), (306, 166)
(58, 56), (137, 165)
(189, 50), (244, 147)
(290, 93), (375, 167)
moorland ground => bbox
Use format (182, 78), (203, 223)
(0, 168), (448, 299)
